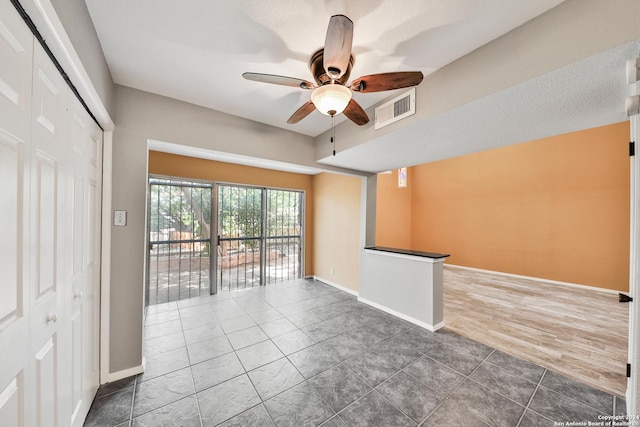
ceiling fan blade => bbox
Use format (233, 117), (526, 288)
(287, 101), (316, 124)
(323, 15), (353, 80)
(343, 99), (369, 125)
(350, 71), (424, 93)
(243, 72), (315, 90)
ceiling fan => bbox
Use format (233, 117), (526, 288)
(243, 15), (424, 126)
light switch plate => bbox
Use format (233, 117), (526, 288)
(114, 210), (127, 226)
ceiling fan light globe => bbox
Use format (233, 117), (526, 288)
(311, 84), (352, 116)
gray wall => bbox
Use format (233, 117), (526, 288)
(314, 0), (640, 160)
(108, 85), (326, 373)
(51, 0), (115, 117)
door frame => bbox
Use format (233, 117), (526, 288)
(627, 67), (640, 415)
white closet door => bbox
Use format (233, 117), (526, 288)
(0, 2), (33, 426)
(0, 4), (103, 426)
(84, 118), (102, 421)
(29, 41), (68, 427)
(66, 91), (102, 427)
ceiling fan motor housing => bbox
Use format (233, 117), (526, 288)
(310, 49), (354, 86)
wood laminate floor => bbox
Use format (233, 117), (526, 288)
(443, 266), (629, 397)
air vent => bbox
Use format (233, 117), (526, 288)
(374, 87), (416, 130)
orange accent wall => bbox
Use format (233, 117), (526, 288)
(377, 122), (630, 291)
(148, 151), (314, 273)
(376, 169), (412, 249)
(312, 173), (362, 292)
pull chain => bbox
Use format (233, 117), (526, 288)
(331, 115), (336, 156)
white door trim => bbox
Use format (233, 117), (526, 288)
(100, 130), (113, 384)
(25, 0), (113, 129)
(627, 57), (639, 415)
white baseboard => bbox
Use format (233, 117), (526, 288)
(357, 296), (444, 332)
(310, 276), (443, 331)
(311, 276), (359, 297)
(106, 358), (145, 383)
(446, 264), (621, 295)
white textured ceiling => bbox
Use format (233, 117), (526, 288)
(85, 0), (564, 137)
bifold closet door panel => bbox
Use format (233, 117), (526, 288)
(30, 41), (72, 426)
(0, 1), (33, 426)
(66, 89), (102, 426)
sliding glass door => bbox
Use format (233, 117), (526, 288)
(216, 184), (304, 292)
(146, 178), (304, 304)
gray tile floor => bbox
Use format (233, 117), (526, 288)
(85, 278), (627, 426)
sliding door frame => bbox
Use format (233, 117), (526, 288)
(145, 176), (306, 299)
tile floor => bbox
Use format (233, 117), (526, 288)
(85, 279), (627, 426)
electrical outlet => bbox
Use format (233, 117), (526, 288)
(330, 267), (334, 276)
(114, 210), (127, 226)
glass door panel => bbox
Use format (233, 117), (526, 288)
(216, 185), (263, 291)
(147, 178), (212, 305)
(265, 189), (303, 283)
(216, 185), (304, 291)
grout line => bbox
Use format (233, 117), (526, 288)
(339, 343), (444, 424)
(372, 371), (427, 425)
(456, 349), (557, 423)
(368, 388), (419, 425)
(404, 348), (495, 425)
(259, 401), (279, 426)
(187, 365), (204, 427)
(303, 372), (339, 425)
(515, 369), (549, 426)
(469, 348), (495, 376)
(128, 375), (137, 425)
(331, 388), (374, 421)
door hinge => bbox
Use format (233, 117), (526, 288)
(631, 141), (636, 157)
(627, 363), (632, 378)
(619, 293), (633, 303)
